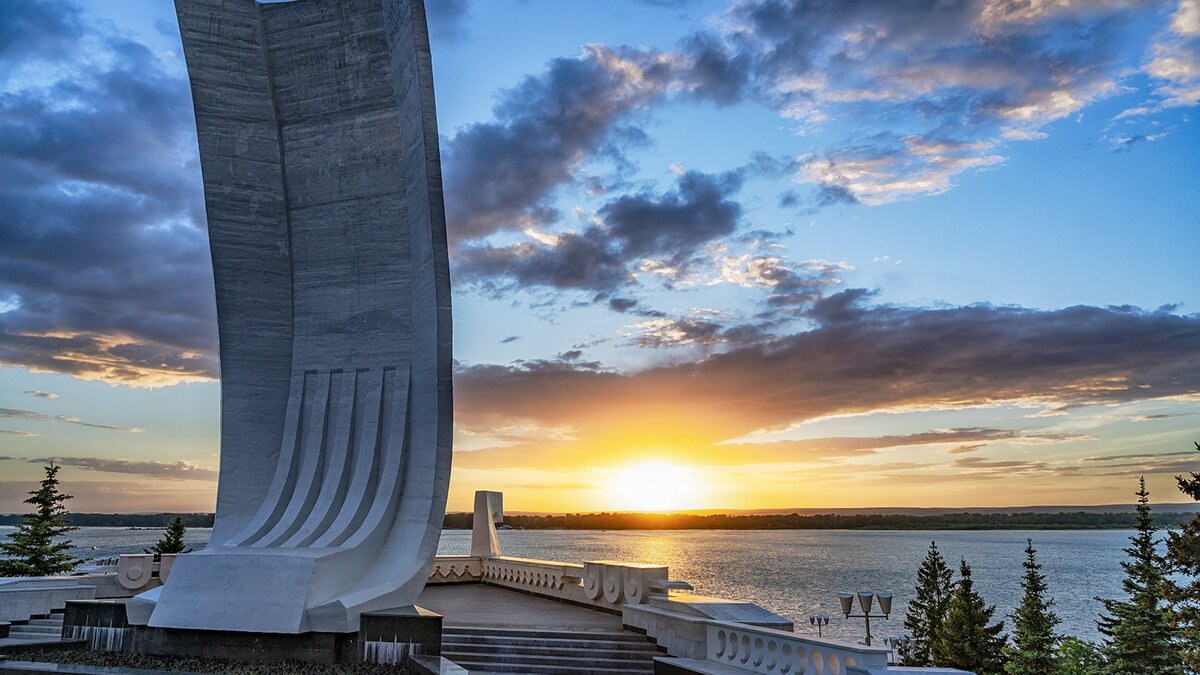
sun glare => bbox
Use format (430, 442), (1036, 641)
(612, 462), (699, 512)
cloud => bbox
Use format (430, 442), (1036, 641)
(454, 170), (745, 300)
(1133, 411), (1194, 421)
(453, 292), (1200, 469)
(454, 424), (1092, 471)
(627, 317), (727, 348)
(718, 427), (1089, 463)
(0, 407), (140, 432)
(23, 456), (216, 481)
(0, 479), (214, 513)
(442, 44), (674, 242)
(601, 170), (743, 260)
(0, 430), (37, 437)
(708, 0), (1168, 204)
(1084, 449), (1197, 463)
(24, 390), (57, 399)
(797, 137), (1005, 204)
(711, 254), (847, 307)
(624, 309), (777, 349)
(0, 0), (216, 387)
(1138, 0), (1200, 111)
(0, 0), (82, 70)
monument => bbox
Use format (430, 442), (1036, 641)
(130, 0), (453, 635)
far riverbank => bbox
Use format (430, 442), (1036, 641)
(441, 510), (1192, 530)
(2, 510), (1194, 530)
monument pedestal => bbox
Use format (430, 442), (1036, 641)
(63, 600), (441, 666)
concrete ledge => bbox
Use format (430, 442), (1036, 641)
(654, 656), (753, 674)
(0, 660), (200, 675)
(0, 641), (89, 658)
(844, 662), (974, 667)
(409, 655), (469, 675)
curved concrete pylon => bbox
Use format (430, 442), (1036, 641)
(141, 0), (452, 634)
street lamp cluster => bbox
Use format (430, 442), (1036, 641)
(838, 591), (892, 646)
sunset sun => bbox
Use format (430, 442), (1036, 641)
(612, 462), (699, 512)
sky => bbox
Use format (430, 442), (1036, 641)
(0, 0), (1198, 515)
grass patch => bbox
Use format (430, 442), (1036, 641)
(14, 648), (414, 674)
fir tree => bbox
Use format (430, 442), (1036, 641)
(0, 464), (81, 577)
(1095, 476), (1183, 675)
(1056, 637), (1105, 675)
(901, 540), (954, 666)
(936, 558), (1007, 675)
(145, 515), (192, 557)
(1004, 539), (1060, 674)
(1164, 441), (1200, 673)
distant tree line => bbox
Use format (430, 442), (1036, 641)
(441, 510), (1194, 531)
(0, 512), (215, 528)
(4, 510), (1192, 532)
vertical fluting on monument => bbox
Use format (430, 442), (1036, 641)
(141, 0), (452, 634)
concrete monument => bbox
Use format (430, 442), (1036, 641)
(132, 0), (453, 634)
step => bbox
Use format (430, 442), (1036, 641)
(26, 618), (64, 627)
(6, 626), (62, 637)
(443, 643), (658, 661)
(447, 659), (653, 675)
(441, 624), (659, 673)
(654, 656), (761, 675)
(444, 634), (660, 652)
(441, 649), (653, 669)
(444, 626), (648, 643)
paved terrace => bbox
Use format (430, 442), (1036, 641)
(417, 584), (624, 630)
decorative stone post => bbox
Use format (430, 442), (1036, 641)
(471, 491), (504, 558)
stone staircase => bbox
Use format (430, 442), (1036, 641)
(441, 625), (659, 674)
(4, 611), (64, 643)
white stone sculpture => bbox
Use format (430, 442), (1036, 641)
(132, 0), (453, 634)
(471, 491), (504, 558)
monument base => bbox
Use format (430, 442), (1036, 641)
(63, 600), (441, 665)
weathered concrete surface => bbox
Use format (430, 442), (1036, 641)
(144, 0), (452, 634)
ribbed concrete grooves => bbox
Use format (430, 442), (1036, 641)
(442, 625), (658, 674)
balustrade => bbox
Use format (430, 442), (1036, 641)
(707, 623), (888, 675)
(428, 556), (483, 583)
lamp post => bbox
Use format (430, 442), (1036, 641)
(885, 636), (913, 665)
(808, 615), (830, 638)
(838, 591), (892, 646)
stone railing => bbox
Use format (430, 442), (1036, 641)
(480, 556), (584, 600)
(428, 556), (483, 584)
(706, 623), (889, 675)
(582, 560), (666, 608)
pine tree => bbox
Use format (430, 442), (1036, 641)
(0, 464), (81, 577)
(901, 540), (954, 666)
(145, 515), (192, 556)
(936, 558), (1007, 675)
(1164, 441), (1200, 673)
(1095, 476), (1183, 674)
(1004, 538), (1060, 674)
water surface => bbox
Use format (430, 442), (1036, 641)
(2, 525), (1135, 644)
